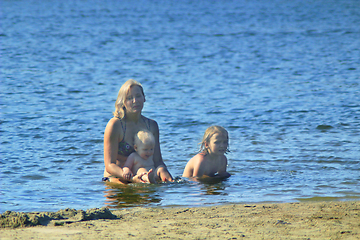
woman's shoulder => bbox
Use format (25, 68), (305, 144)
(221, 154), (228, 163)
(142, 115), (159, 130)
(107, 116), (122, 125)
(142, 115), (157, 124)
(105, 117), (123, 132)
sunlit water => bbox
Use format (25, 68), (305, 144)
(1, 0), (360, 213)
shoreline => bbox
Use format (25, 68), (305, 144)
(1, 201), (359, 239)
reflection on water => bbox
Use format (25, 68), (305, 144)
(201, 184), (228, 196)
(104, 184), (161, 209)
(103, 178), (232, 210)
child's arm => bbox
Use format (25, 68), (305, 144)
(182, 154), (206, 178)
(192, 159), (206, 178)
(196, 156), (230, 183)
(123, 153), (136, 180)
(213, 171), (231, 178)
(196, 156), (230, 181)
(214, 156), (231, 179)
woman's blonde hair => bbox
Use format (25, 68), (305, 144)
(199, 125), (229, 153)
(113, 79), (145, 118)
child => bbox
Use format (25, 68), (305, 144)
(123, 130), (167, 183)
(182, 125), (231, 180)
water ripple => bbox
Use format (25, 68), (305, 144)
(1, 0), (359, 212)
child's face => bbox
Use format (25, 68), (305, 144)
(206, 133), (228, 155)
(136, 141), (154, 160)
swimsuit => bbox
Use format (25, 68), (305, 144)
(117, 116), (151, 156)
(118, 139), (135, 156)
(102, 116), (152, 182)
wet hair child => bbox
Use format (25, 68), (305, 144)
(123, 130), (167, 183)
(182, 125), (231, 180)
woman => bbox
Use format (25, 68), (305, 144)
(103, 79), (173, 183)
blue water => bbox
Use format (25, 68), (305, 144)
(1, 0), (360, 213)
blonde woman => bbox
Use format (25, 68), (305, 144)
(103, 79), (173, 184)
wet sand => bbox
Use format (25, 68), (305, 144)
(1, 201), (359, 239)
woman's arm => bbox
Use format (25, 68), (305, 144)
(149, 118), (173, 181)
(104, 118), (126, 179)
(150, 119), (166, 168)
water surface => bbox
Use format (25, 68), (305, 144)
(1, 0), (359, 213)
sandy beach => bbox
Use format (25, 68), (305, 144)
(1, 201), (359, 239)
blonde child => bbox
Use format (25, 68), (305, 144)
(123, 130), (167, 183)
(182, 125), (231, 180)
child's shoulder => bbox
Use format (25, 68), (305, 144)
(128, 151), (137, 157)
(192, 152), (207, 162)
(128, 152), (141, 160)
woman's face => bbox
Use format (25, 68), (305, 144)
(124, 85), (145, 114)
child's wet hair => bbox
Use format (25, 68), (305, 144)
(199, 125), (229, 153)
